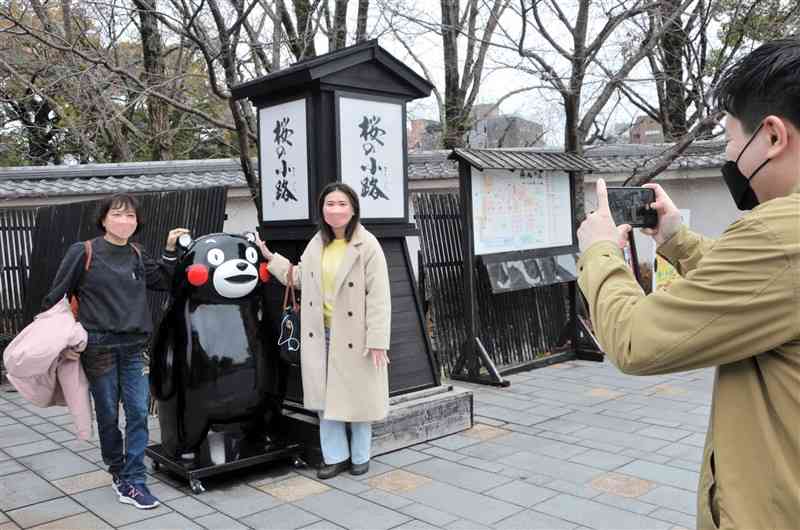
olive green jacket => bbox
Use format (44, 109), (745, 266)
(577, 192), (800, 530)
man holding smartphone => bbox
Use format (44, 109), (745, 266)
(576, 39), (799, 529)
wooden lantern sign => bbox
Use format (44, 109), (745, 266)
(231, 40), (439, 398)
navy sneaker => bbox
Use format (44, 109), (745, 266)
(111, 474), (123, 497)
(119, 482), (160, 509)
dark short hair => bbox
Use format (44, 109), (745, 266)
(715, 37), (800, 134)
(318, 182), (360, 244)
(95, 193), (143, 236)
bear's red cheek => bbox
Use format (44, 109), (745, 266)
(187, 264), (209, 286)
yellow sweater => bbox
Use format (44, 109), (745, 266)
(321, 238), (347, 327)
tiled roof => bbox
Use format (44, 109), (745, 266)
(0, 141), (727, 200)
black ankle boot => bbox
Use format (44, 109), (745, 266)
(317, 459), (350, 480)
(350, 461), (370, 476)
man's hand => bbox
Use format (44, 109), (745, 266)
(165, 228), (191, 252)
(578, 179), (632, 253)
(641, 183), (682, 245)
(369, 348), (389, 369)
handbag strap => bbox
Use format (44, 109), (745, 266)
(282, 265), (299, 311)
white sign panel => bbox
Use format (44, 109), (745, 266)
(338, 97), (405, 219)
(471, 169), (573, 255)
(259, 99), (309, 222)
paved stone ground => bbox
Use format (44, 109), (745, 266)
(0, 359), (711, 530)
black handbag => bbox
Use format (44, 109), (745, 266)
(278, 265), (301, 366)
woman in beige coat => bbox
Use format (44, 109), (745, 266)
(258, 182), (391, 479)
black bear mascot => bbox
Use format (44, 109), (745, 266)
(150, 232), (282, 460)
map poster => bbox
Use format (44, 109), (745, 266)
(471, 169), (573, 255)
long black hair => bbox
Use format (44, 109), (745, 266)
(317, 182), (360, 244)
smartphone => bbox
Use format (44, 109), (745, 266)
(606, 187), (658, 228)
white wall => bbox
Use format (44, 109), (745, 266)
(583, 177), (744, 263)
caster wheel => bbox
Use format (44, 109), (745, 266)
(291, 457), (307, 469)
(190, 479), (206, 494)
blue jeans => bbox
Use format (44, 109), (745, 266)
(319, 417), (372, 465)
(84, 333), (150, 485)
(319, 328), (372, 465)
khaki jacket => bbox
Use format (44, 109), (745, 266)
(577, 192), (800, 530)
(268, 224), (391, 422)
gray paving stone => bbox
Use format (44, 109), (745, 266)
(649, 507), (697, 528)
(475, 393), (539, 411)
(445, 518), (493, 530)
(538, 432), (582, 444)
(491, 432), (587, 460)
(348, 461), (394, 481)
(405, 458), (513, 494)
(502, 451), (605, 484)
(526, 419), (585, 435)
(194, 512), (249, 530)
(667, 459), (701, 472)
(458, 456), (505, 473)
(30, 424), (62, 435)
(571, 427), (670, 452)
(400, 480), (522, 526)
(390, 520), (439, 530)
(0, 424), (45, 449)
(656, 443), (704, 463)
(165, 496), (216, 518)
(26, 407), (69, 419)
(593, 493), (658, 515)
(0, 449), (9, 462)
(60, 440), (94, 452)
(456, 442), (520, 462)
(0, 511), (7, 523)
(119, 512), (203, 529)
(543, 479), (604, 500)
(533, 494), (673, 530)
(4, 440), (62, 459)
(618, 449), (672, 465)
(148, 481), (186, 502)
(0, 471), (64, 511)
(358, 488), (414, 510)
(474, 405), (551, 426)
(493, 508), (579, 529)
(296, 520), (345, 530)
(635, 425), (693, 442)
(17, 450), (98, 480)
(428, 434), (481, 451)
(17, 415), (48, 427)
(241, 504), (320, 530)
(0, 460), (26, 476)
(26, 511), (113, 529)
(473, 416), (506, 427)
(502, 424), (546, 437)
(399, 503), (459, 526)
(0, 416), (18, 427)
(194, 483), (280, 519)
(568, 449), (634, 471)
(78, 448), (104, 464)
(420, 447), (467, 462)
(616, 461), (699, 492)
(559, 413), (648, 434)
(71, 487), (172, 527)
(44, 431), (74, 443)
(6, 496), (85, 528)
(294, 489), (409, 530)
(484, 480), (558, 508)
(639, 485), (697, 515)
(375, 449), (431, 468)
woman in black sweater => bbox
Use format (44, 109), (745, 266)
(43, 193), (188, 510)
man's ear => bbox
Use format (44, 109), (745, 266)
(764, 115), (790, 158)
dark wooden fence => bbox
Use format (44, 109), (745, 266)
(414, 193), (572, 376)
(0, 208), (37, 351)
(0, 188), (229, 382)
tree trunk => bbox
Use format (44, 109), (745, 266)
(660, 0), (687, 140)
(332, 0), (348, 49)
(355, 0), (369, 43)
(441, 0), (466, 148)
(133, 0), (171, 160)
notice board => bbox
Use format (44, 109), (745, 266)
(471, 169), (574, 255)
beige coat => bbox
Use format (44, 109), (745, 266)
(268, 224), (391, 422)
(578, 191), (800, 530)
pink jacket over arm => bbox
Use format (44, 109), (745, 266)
(2, 297), (93, 440)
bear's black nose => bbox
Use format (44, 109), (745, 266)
(237, 262), (248, 271)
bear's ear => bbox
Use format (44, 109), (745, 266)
(243, 232), (257, 243)
(177, 233), (193, 251)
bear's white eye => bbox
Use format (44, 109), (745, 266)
(207, 248), (225, 266)
(245, 247), (258, 264)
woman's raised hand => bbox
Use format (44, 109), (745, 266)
(255, 235), (274, 261)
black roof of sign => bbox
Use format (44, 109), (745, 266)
(449, 148), (596, 172)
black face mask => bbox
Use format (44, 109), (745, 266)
(721, 123), (770, 210)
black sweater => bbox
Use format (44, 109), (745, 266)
(43, 237), (177, 335)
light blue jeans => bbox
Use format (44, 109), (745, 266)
(320, 328), (372, 465)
